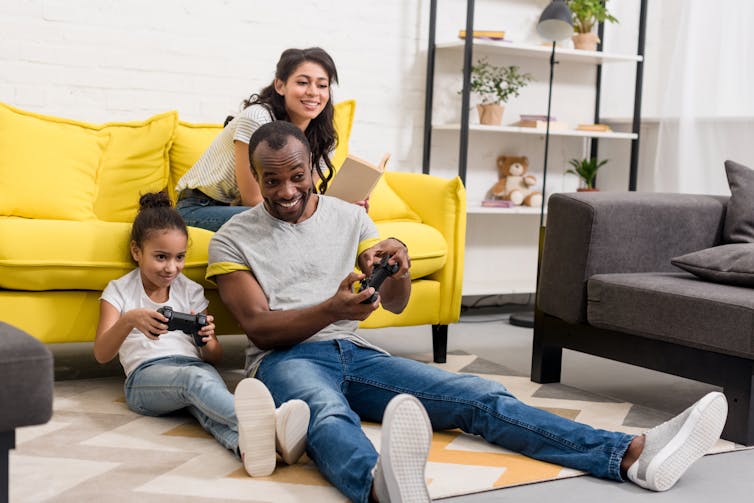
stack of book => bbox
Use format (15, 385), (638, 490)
(513, 114), (567, 131)
(576, 123), (612, 132)
(481, 199), (515, 208)
(458, 30), (506, 41)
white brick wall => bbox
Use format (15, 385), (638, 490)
(0, 0), (433, 170)
(0, 0), (660, 175)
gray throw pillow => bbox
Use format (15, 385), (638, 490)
(723, 160), (754, 243)
(672, 243), (754, 287)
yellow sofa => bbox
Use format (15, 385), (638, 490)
(0, 101), (465, 362)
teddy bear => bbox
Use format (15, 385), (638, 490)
(486, 155), (542, 207)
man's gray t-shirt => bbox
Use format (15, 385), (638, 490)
(207, 195), (385, 375)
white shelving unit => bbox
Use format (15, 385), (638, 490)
(436, 39), (642, 65)
(422, 1), (645, 297)
(434, 122), (637, 140)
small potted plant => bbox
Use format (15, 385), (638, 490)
(468, 58), (532, 125)
(567, 157), (608, 190)
(567, 0), (618, 51)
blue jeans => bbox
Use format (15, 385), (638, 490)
(125, 356), (239, 455)
(257, 340), (633, 503)
(175, 190), (249, 232)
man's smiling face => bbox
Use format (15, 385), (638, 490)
(252, 136), (317, 223)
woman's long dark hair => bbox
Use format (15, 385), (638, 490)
(240, 47), (339, 194)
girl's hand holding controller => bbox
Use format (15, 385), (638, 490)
(122, 308), (169, 340)
(195, 314), (216, 348)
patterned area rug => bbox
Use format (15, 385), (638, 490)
(11, 352), (746, 502)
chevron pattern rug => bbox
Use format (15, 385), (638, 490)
(11, 351), (746, 502)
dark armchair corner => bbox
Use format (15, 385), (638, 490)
(532, 191), (754, 446)
(0, 322), (54, 503)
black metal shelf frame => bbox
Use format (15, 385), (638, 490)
(422, 0), (647, 191)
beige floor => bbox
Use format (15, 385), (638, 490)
(47, 305), (754, 502)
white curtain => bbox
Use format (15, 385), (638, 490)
(650, 0), (754, 194)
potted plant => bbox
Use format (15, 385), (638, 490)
(566, 157), (608, 190)
(468, 58), (532, 125)
(567, 0), (618, 51)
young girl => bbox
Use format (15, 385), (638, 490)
(175, 46), (366, 232)
(94, 192), (309, 477)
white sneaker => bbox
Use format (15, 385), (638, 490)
(275, 399), (310, 465)
(626, 391), (728, 491)
(373, 394), (432, 503)
(234, 378), (276, 477)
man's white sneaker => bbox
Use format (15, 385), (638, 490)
(234, 378), (276, 477)
(373, 394), (432, 503)
(626, 391), (728, 491)
(275, 399), (310, 465)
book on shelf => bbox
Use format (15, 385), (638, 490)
(326, 153), (390, 202)
(513, 119), (568, 131)
(519, 114), (556, 122)
(576, 123), (613, 132)
(481, 199), (515, 208)
(458, 29), (506, 41)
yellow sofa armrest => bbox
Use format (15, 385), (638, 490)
(383, 172), (466, 324)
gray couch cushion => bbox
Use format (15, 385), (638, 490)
(672, 243), (754, 287)
(723, 160), (754, 243)
(539, 192), (726, 325)
(587, 272), (754, 359)
(0, 322), (53, 431)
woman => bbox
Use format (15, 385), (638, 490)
(175, 47), (340, 231)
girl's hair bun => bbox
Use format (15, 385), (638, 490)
(138, 191), (172, 210)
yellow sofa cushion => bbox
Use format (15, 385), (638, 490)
(93, 111), (178, 222)
(360, 279), (440, 328)
(369, 177), (422, 223)
(331, 99), (355, 170)
(374, 221), (447, 279)
(0, 218), (215, 291)
(168, 121), (223, 202)
(0, 102), (109, 221)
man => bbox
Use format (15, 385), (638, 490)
(207, 121), (728, 503)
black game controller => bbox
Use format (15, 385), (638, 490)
(156, 306), (208, 347)
(358, 255), (400, 304)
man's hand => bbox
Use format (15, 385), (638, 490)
(358, 237), (410, 279)
(357, 238), (411, 314)
(326, 272), (380, 321)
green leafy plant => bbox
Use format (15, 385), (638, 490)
(567, 0), (618, 34)
(468, 59), (532, 105)
(567, 157), (609, 189)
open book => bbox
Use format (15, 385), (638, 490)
(326, 153), (390, 202)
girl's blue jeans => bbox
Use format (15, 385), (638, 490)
(257, 339), (632, 503)
(125, 356), (239, 454)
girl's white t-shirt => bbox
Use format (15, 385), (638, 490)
(100, 268), (209, 376)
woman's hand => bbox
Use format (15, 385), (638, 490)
(353, 196), (370, 213)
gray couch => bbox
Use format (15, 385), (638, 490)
(1, 322), (53, 503)
(533, 191), (754, 446)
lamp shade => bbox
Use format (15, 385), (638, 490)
(537, 0), (574, 41)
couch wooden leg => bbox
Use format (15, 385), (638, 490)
(531, 314), (562, 383)
(1, 430), (14, 503)
(432, 325), (448, 363)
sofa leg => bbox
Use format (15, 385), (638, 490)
(531, 313), (562, 383)
(721, 363), (754, 445)
(1, 430), (14, 503)
(432, 324), (448, 363)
